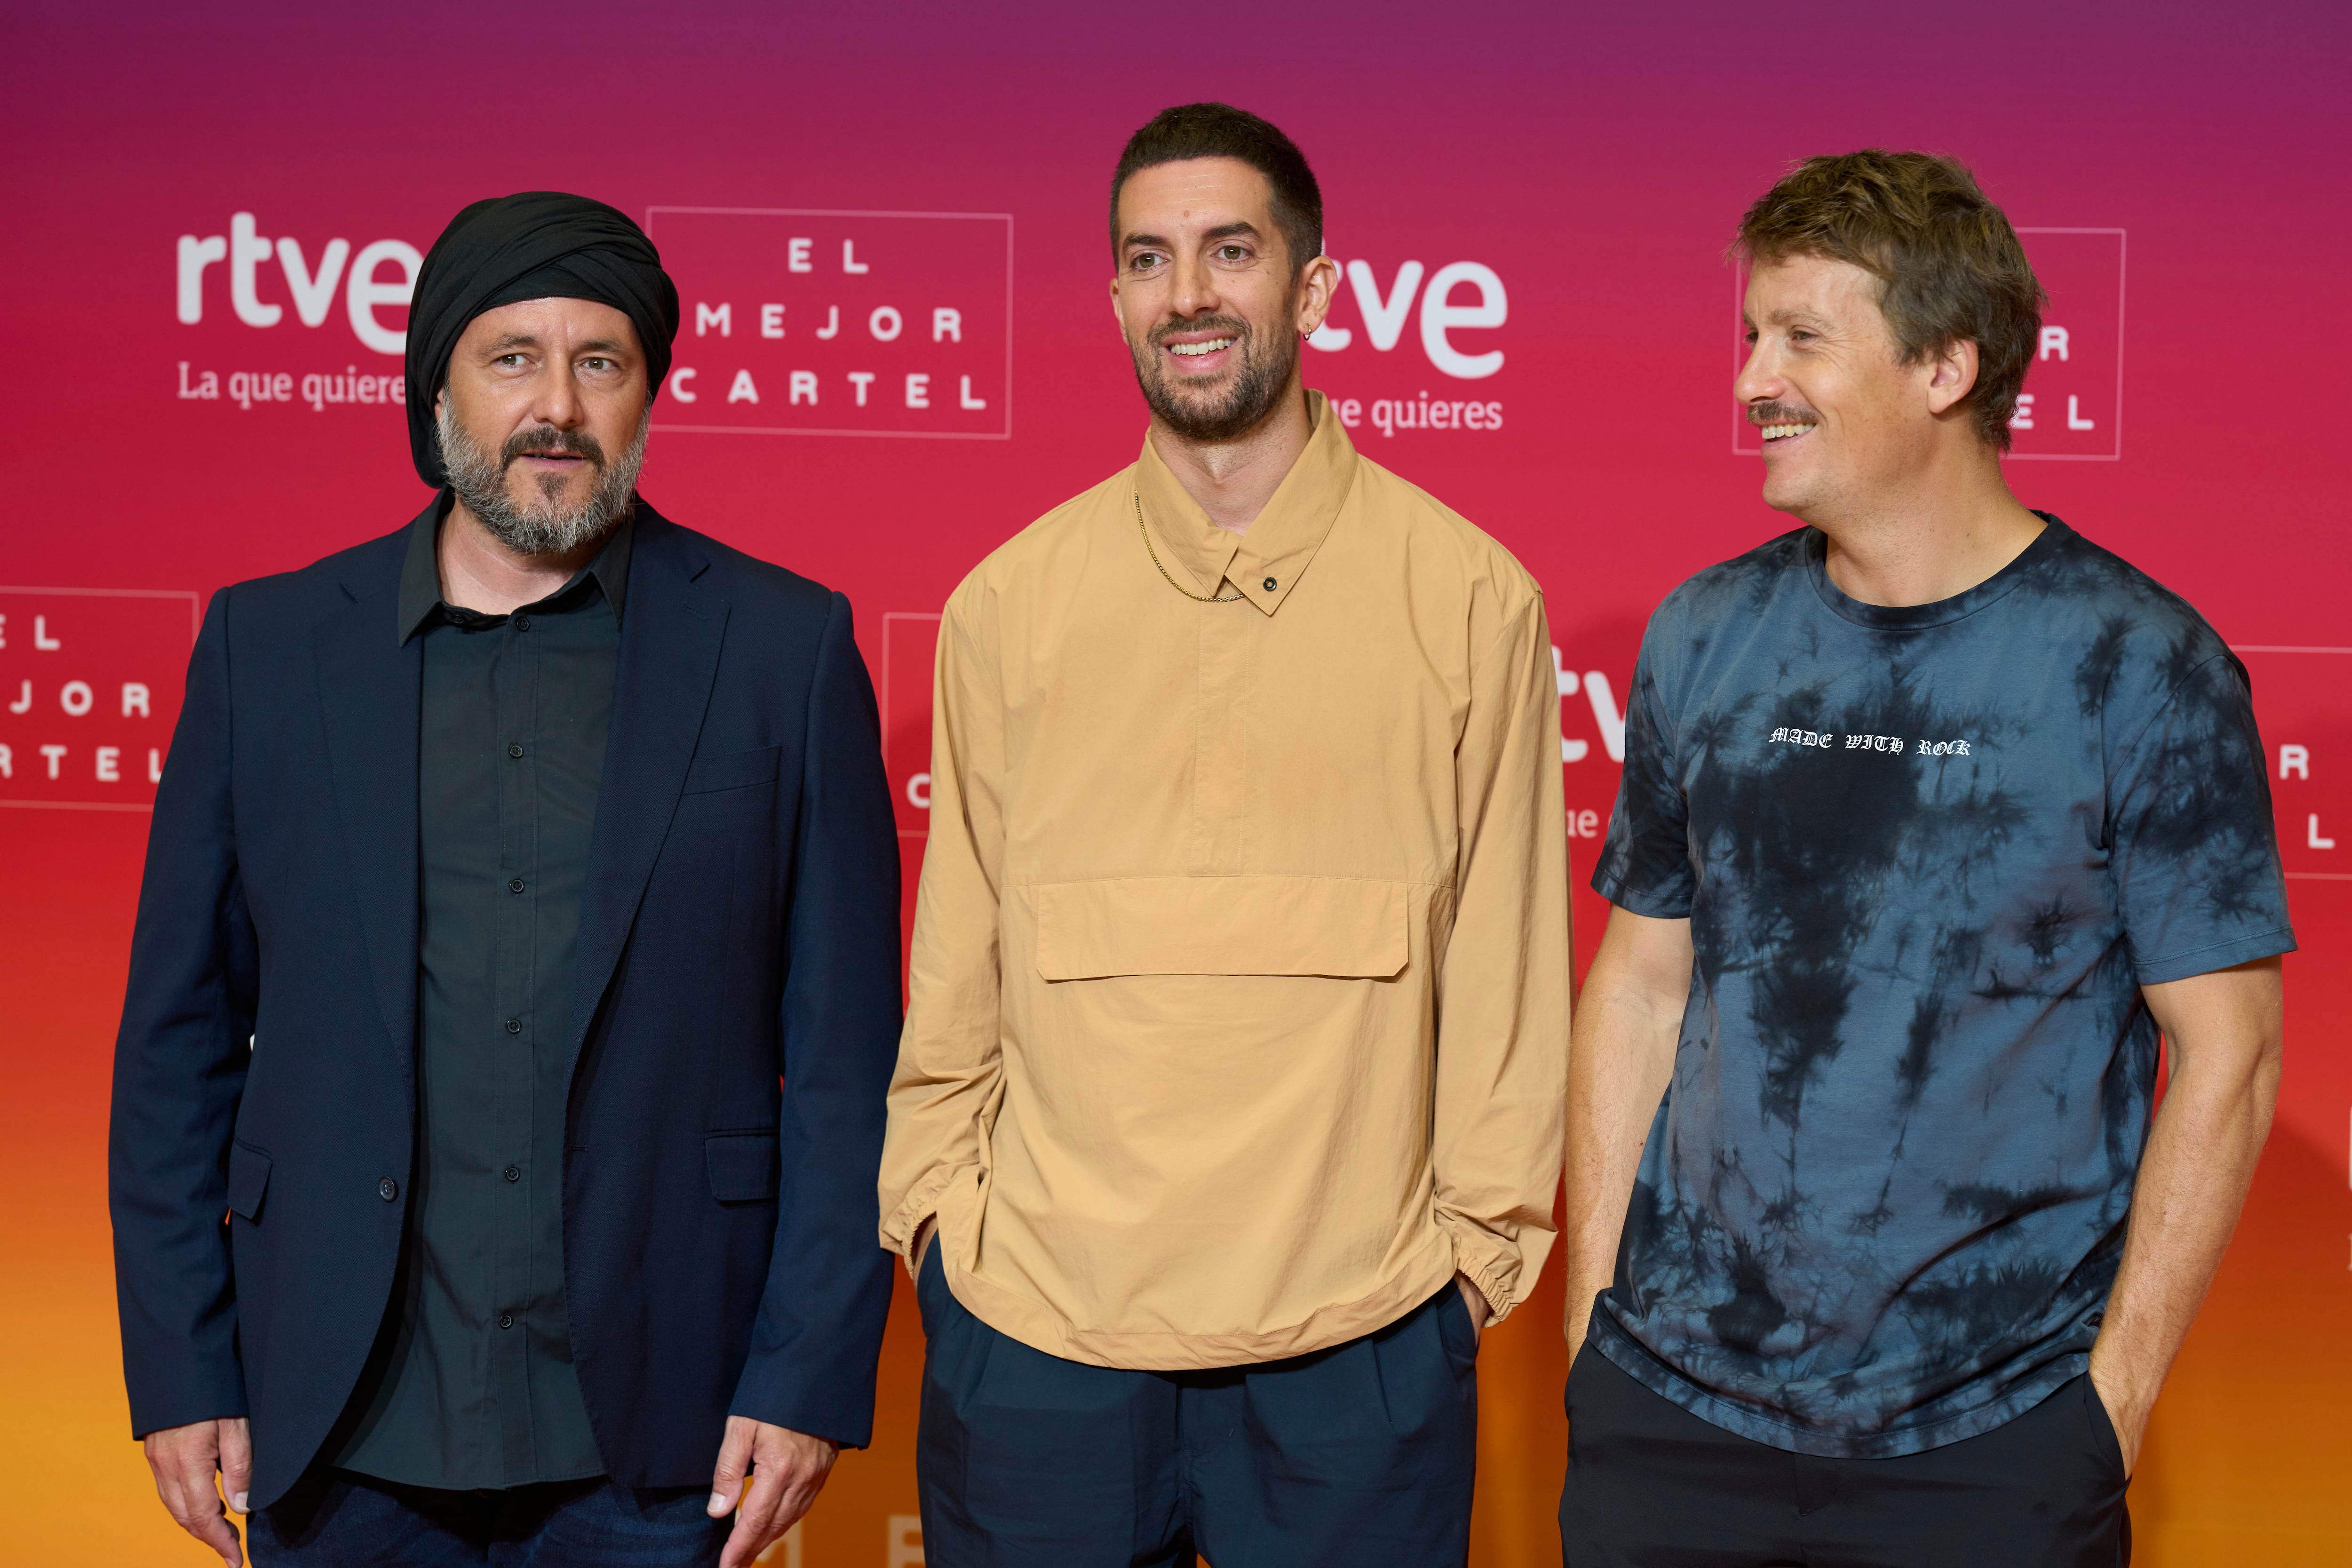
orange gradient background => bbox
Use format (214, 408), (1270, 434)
(4, 2), (2347, 1564)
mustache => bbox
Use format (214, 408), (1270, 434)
(1747, 402), (1818, 426)
(502, 425), (607, 467)
(1150, 314), (1250, 349)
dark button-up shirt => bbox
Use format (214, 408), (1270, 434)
(334, 502), (631, 1488)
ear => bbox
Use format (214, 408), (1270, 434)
(1294, 254), (1342, 337)
(1109, 269), (1127, 328)
(1923, 337), (1980, 417)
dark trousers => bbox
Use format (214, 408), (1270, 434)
(247, 1470), (726, 1567)
(914, 1248), (1478, 1568)
(1559, 1344), (2130, 1568)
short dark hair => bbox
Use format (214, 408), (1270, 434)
(1110, 103), (1323, 276)
(1736, 150), (2045, 448)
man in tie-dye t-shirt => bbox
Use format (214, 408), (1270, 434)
(1559, 152), (2294, 1568)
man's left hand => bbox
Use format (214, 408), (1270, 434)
(2087, 1361), (2151, 1478)
(2080, 957), (2287, 1486)
(707, 1416), (839, 1568)
(1454, 1273), (1492, 1346)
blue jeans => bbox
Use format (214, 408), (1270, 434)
(247, 1472), (726, 1567)
(914, 1247), (1479, 1568)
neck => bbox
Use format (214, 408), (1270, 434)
(1809, 441), (2046, 607)
(436, 497), (612, 615)
(1148, 377), (1315, 535)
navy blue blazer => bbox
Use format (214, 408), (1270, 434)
(109, 500), (903, 1509)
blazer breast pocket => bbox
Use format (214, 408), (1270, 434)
(227, 1139), (273, 1222)
(682, 744), (782, 796)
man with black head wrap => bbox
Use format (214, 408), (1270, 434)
(111, 192), (903, 1568)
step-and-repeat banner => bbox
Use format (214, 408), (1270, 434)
(4, 4), (2344, 1564)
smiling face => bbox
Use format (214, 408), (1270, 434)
(1737, 253), (1974, 522)
(1110, 157), (1335, 443)
(435, 296), (650, 556)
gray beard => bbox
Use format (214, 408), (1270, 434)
(1130, 316), (1298, 444)
(437, 406), (647, 557)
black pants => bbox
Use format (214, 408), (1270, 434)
(1559, 1345), (2130, 1568)
(915, 1249), (1478, 1567)
(248, 1471), (724, 1566)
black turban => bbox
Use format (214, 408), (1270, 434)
(404, 191), (681, 486)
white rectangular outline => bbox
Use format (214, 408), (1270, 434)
(644, 207), (1013, 442)
(2231, 645), (2349, 881)
(1730, 228), (2126, 462)
(882, 611), (942, 839)
(0, 585), (200, 813)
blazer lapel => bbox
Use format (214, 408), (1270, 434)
(567, 508), (728, 1079)
(314, 547), (423, 1097)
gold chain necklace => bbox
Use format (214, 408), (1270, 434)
(1136, 491), (1243, 603)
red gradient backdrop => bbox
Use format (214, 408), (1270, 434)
(3, 4), (2345, 1563)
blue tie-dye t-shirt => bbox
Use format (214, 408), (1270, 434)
(1588, 516), (2295, 1459)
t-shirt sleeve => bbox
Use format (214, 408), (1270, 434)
(2109, 651), (2297, 983)
(1591, 616), (1693, 918)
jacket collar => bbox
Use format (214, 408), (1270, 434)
(396, 491), (636, 642)
(1130, 389), (1359, 616)
(317, 520), (428, 1104)
(561, 501), (726, 1093)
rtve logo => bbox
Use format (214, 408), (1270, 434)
(175, 212), (420, 354)
(1303, 256), (1511, 439)
(1304, 259), (1509, 379)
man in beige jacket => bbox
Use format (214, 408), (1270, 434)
(880, 102), (1568, 1568)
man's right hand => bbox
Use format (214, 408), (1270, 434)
(1561, 907), (1691, 1390)
(143, 1417), (252, 1568)
(914, 1217), (937, 1270)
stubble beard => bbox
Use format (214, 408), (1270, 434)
(1129, 301), (1299, 444)
(438, 406), (648, 557)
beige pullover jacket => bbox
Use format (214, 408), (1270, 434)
(881, 394), (1569, 1369)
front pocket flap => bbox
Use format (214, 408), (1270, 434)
(1034, 876), (1407, 979)
(683, 744), (782, 795)
(226, 1140), (271, 1221)
(704, 1130), (781, 1203)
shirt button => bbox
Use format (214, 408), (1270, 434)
(504, 1165), (521, 1183)
(378, 1177), (398, 1201)
(508, 743), (524, 759)
(508, 877), (526, 894)
(498, 1313), (515, 1330)
(505, 1018), (523, 1035)
(1262, 576), (1278, 591)
(513, 614), (532, 632)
